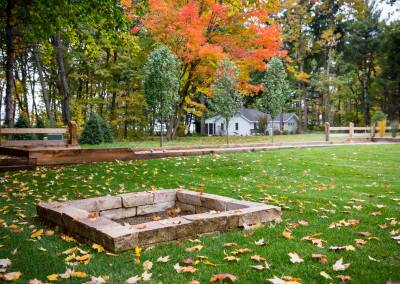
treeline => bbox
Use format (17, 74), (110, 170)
(0, 0), (399, 141)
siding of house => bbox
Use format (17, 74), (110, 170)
(205, 116), (254, 136)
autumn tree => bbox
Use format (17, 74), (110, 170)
(143, 45), (180, 147)
(208, 59), (243, 144)
(124, 0), (284, 141)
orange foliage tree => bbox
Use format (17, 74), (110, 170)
(123, 0), (285, 140)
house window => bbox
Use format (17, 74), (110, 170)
(254, 123), (257, 129)
(221, 123), (224, 131)
(205, 123), (215, 135)
(235, 123), (239, 131)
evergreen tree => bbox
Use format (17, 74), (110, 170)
(35, 117), (46, 140)
(13, 113), (36, 140)
(78, 113), (104, 145)
(99, 116), (114, 143)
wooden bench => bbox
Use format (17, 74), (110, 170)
(0, 121), (77, 148)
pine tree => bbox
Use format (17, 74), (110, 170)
(13, 113), (36, 140)
(35, 117), (46, 140)
(99, 116), (114, 143)
(78, 113), (104, 145)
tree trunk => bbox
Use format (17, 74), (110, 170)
(5, 0), (15, 131)
(363, 57), (369, 126)
(200, 92), (205, 135)
(33, 42), (55, 127)
(271, 118), (274, 143)
(297, 81), (302, 133)
(280, 112), (283, 133)
(55, 31), (71, 125)
(160, 113), (163, 147)
(226, 118), (229, 144)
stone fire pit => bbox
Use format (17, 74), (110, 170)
(37, 189), (281, 252)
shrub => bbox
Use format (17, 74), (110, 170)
(391, 120), (399, 138)
(378, 120), (386, 138)
(35, 117), (46, 140)
(371, 111), (386, 124)
(13, 113), (36, 140)
(78, 113), (104, 145)
(257, 115), (268, 135)
(98, 116), (114, 143)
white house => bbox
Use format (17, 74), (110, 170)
(204, 108), (299, 136)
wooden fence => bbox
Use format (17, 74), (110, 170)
(324, 122), (394, 141)
(0, 121), (77, 147)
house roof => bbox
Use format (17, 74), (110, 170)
(206, 108), (299, 123)
(239, 108), (267, 122)
(270, 113), (299, 123)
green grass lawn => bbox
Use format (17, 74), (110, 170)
(0, 144), (399, 283)
(82, 133), (347, 148)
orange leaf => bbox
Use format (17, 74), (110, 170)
(283, 230), (294, 239)
(210, 273), (236, 283)
(136, 225), (147, 230)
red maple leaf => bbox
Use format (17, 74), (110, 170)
(210, 273), (236, 283)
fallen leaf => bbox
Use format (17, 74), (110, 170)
(336, 275), (352, 282)
(141, 271), (152, 281)
(157, 255), (170, 262)
(267, 276), (286, 284)
(182, 266), (197, 273)
(224, 256), (240, 262)
(125, 275), (141, 283)
(283, 230), (294, 239)
(174, 263), (183, 273)
(185, 245), (203, 252)
(251, 261), (270, 270)
(92, 244), (105, 253)
(232, 248), (252, 254)
(333, 257), (351, 271)
(0, 272), (22, 281)
(224, 242), (237, 247)
(368, 255), (380, 262)
(0, 259), (11, 268)
(136, 225), (146, 230)
(210, 273), (236, 283)
(47, 274), (59, 281)
(73, 271), (87, 278)
(143, 260), (153, 270)
(182, 258), (196, 264)
(289, 252), (304, 263)
(60, 268), (74, 279)
(251, 255), (266, 261)
(320, 271), (332, 280)
(31, 229), (43, 238)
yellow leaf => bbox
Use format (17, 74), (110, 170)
(320, 271), (332, 280)
(92, 244), (105, 253)
(73, 271), (87, 278)
(1, 272), (22, 281)
(47, 274), (59, 281)
(135, 246), (142, 257)
(31, 229), (43, 238)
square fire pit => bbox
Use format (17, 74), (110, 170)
(37, 189), (281, 252)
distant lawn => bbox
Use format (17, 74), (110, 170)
(0, 144), (399, 283)
(83, 133), (347, 148)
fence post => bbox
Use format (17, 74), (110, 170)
(370, 122), (376, 138)
(69, 121), (77, 145)
(349, 122), (354, 139)
(325, 122), (330, 141)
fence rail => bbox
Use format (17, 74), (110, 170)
(0, 121), (77, 147)
(325, 122), (394, 141)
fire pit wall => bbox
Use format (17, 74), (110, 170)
(37, 189), (281, 252)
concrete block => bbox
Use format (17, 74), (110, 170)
(97, 225), (138, 252)
(137, 201), (175, 215)
(119, 192), (154, 207)
(234, 205), (281, 226)
(153, 189), (177, 203)
(175, 201), (195, 213)
(183, 211), (239, 235)
(100, 207), (137, 220)
(36, 202), (72, 226)
(66, 196), (121, 212)
(200, 194), (233, 211)
(226, 200), (263, 210)
(177, 190), (202, 206)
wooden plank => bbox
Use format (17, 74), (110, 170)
(1, 128), (68, 134)
(353, 127), (370, 130)
(330, 134), (349, 137)
(1, 140), (69, 147)
(330, 127), (349, 130)
(353, 133), (371, 137)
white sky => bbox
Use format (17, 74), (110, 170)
(378, 2), (400, 22)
